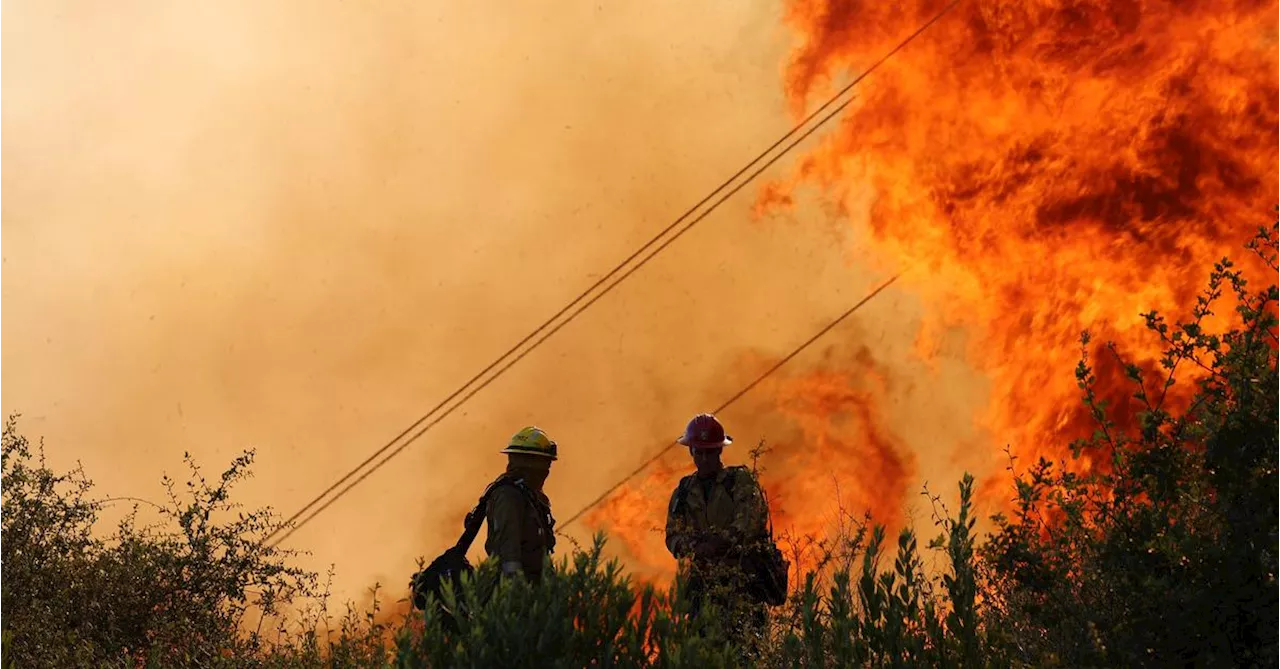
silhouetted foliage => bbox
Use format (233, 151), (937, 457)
(396, 537), (742, 668)
(2, 224), (1274, 667)
(982, 222), (1279, 667)
(0, 426), (331, 667)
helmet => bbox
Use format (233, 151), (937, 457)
(678, 413), (733, 449)
(501, 426), (558, 460)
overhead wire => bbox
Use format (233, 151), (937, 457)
(554, 272), (902, 534)
(265, 0), (963, 548)
(269, 87), (869, 548)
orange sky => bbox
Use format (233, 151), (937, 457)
(8, 0), (1273, 615)
(4, 1), (991, 607)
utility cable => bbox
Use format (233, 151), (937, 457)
(554, 272), (901, 533)
(265, 0), (961, 548)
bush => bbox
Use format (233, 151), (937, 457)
(3, 223), (1275, 667)
(397, 495), (1001, 669)
(0, 424), (387, 667)
(396, 538), (740, 668)
(981, 222), (1279, 667)
(760, 474), (1002, 668)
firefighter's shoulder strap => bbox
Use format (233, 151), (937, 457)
(672, 466), (749, 515)
(453, 473), (553, 555)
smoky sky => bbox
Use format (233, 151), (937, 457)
(3, 0), (987, 606)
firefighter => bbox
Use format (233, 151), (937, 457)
(484, 426), (558, 582)
(664, 413), (771, 646)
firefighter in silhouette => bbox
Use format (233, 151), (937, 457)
(409, 426), (558, 629)
(485, 426), (558, 582)
(664, 413), (772, 646)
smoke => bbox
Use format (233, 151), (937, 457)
(6, 0), (981, 607)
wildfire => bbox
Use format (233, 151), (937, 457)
(582, 455), (687, 581)
(761, 0), (1277, 491)
(588, 0), (1276, 581)
(586, 348), (914, 582)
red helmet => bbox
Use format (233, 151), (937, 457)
(678, 413), (733, 449)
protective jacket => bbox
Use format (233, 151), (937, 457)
(664, 465), (768, 561)
(484, 473), (555, 581)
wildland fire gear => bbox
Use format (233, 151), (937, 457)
(409, 472), (555, 611)
(678, 413), (734, 449)
(501, 426), (559, 460)
(665, 464), (790, 608)
(410, 428), (557, 619)
(490, 426), (556, 579)
(485, 469), (555, 579)
(666, 466), (765, 558)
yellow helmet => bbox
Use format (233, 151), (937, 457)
(501, 426), (558, 460)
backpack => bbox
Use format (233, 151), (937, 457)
(672, 466), (790, 607)
(748, 489), (790, 607)
(410, 474), (554, 614)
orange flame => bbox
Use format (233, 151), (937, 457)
(589, 0), (1276, 581)
(761, 0), (1278, 494)
(586, 348), (913, 582)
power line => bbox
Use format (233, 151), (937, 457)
(262, 79), (843, 550)
(268, 92), (870, 550)
(554, 272), (901, 533)
(267, 88), (865, 549)
(265, 0), (962, 548)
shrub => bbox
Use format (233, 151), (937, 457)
(0, 424), (333, 667)
(761, 474), (1003, 668)
(390, 474), (1008, 668)
(3, 222), (1274, 668)
(981, 222), (1279, 667)
(396, 537), (740, 668)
